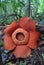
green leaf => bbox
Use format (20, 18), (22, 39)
(1, 41), (4, 46)
(42, 53), (44, 58)
(20, 61), (24, 65)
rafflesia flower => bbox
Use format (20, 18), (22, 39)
(4, 17), (40, 58)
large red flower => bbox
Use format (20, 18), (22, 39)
(4, 17), (40, 58)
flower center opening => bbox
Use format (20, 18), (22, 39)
(16, 33), (25, 41)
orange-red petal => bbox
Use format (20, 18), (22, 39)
(18, 17), (36, 32)
(27, 31), (40, 49)
(4, 21), (19, 34)
(4, 34), (16, 51)
(13, 45), (31, 58)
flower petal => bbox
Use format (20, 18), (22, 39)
(18, 17), (36, 32)
(13, 45), (31, 58)
(4, 21), (19, 34)
(4, 34), (16, 51)
(27, 31), (41, 49)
